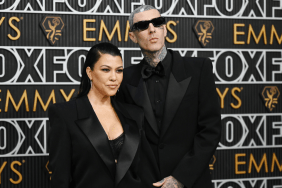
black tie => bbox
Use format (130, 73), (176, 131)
(141, 63), (165, 79)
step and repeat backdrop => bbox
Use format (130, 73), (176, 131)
(0, 0), (282, 187)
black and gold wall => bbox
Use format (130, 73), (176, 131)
(0, 1), (282, 187)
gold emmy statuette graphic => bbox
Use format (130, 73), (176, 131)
(261, 86), (280, 112)
(209, 155), (216, 171)
(193, 20), (214, 47)
(46, 161), (52, 180)
(40, 16), (65, 45)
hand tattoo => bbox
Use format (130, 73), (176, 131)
(162, 176), (184, 188)
(142, 45), (167, 67)
(159, 179), (165, 183)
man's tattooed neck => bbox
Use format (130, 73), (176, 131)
(142, 45), (167, 67)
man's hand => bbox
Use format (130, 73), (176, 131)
(153, 176), (184, 188)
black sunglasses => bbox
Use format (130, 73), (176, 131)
(130, 17), (166, 32)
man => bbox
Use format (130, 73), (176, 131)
(116, 5), (221, 188)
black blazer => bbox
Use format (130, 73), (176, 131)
(48, 96), (159, 188)
(116, 50), (221, 188)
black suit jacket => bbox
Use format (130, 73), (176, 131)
(116, 50), (222, 188)
(48, 96), (159, 188)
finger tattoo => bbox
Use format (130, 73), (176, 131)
(159, 179), (165, 183)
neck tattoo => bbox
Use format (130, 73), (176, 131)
(142, 45), (167, 67)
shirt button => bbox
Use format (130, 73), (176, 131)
(156, 80), (159, 83)
(159, 143), (164, 149)
(156, 100), (161, 103)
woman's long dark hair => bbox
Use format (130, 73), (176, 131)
(77, 42), (122, 98)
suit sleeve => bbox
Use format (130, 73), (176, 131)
(48, 104), (72, 188)
(171, 58), (221, 187)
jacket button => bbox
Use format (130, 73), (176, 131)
(159, 143), (164, 149)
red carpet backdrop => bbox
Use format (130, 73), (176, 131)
(0, 0), (282, 187)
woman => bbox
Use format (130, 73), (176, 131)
(48, 43), (159, 188)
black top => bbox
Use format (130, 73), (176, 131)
(109, 132), (125, 162)
(141, 50), (172, 129)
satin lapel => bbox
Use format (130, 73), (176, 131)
(112, 100), (140, 186)
(115, 123), (139, 185)
(161, 74), (191, 137)
(75, 97), (115, 179)
(161, 50), (192, 138)
(126, 79), (159, 136)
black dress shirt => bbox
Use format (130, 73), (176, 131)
(141, 50), (172, 129)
